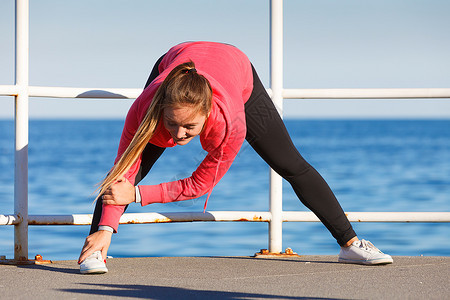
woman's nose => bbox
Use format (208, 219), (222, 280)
(174, 127), (186, 138)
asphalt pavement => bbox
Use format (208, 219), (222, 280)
(1, 255), (449, 299)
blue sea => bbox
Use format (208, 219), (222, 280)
(0, 119), (449, 260)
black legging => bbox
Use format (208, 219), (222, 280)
(244, 66), (356, 246)
(90, 57), (357, 246)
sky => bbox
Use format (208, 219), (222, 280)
(0, 0), (449, 119)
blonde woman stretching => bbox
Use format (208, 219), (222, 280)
(78, 41), (392, 274)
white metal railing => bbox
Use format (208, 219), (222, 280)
(2, 211), (450, 227)
(1, 0), (450, 262)
(3, 85), (450, 100)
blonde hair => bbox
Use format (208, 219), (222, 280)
(96, 61), (212, 199)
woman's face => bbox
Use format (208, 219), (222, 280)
(163, 106), (208, 145)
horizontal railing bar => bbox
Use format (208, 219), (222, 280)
(0, 85), (19, 96)
(1, 86), (272, 100)
(2, 85), (450, 100)
(119, 211), (272, 224)
(24, 212), (271, 225)
(2, 211), (449, 226)
(0, 85), (142, 99)
(27, 214), (93, 225)
(28, 86), (142, 99)
(283, 211), (450, 223)
(283, 88), (450, 99)
(0, 214), (21, 225)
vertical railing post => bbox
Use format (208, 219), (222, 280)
(269, 0), (283, 253)
(14, 0), (29, 261)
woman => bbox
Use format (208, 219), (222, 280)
(78, 41), (392, 274)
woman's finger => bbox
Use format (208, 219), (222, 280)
(79, 243), (92, 263)
(102, 196), (116, 205)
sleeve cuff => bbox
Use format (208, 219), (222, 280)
(135, 186), (142, 204)
(98, 225), (114, 233)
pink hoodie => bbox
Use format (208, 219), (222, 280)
(99, 42), (253, 231)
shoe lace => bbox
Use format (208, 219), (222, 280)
(89, 250), (102, 261)
(359, 239), (381, 253)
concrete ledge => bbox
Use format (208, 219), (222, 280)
(2, 255), (449, 299)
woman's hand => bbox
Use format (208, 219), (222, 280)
(78, 230), (112, 263)
(102, 177), (135, 206)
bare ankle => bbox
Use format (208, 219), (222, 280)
(343, 236), (359, 247)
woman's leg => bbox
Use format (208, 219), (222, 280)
(143, 54), (166, 89)
(244, 65), (356, 246)
(89, 55), (166, 234)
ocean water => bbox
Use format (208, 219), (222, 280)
(0, 119), (449, 260)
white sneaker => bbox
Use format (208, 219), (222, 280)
(80, 251), (108, 274)
(338, 239), (393, 265)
